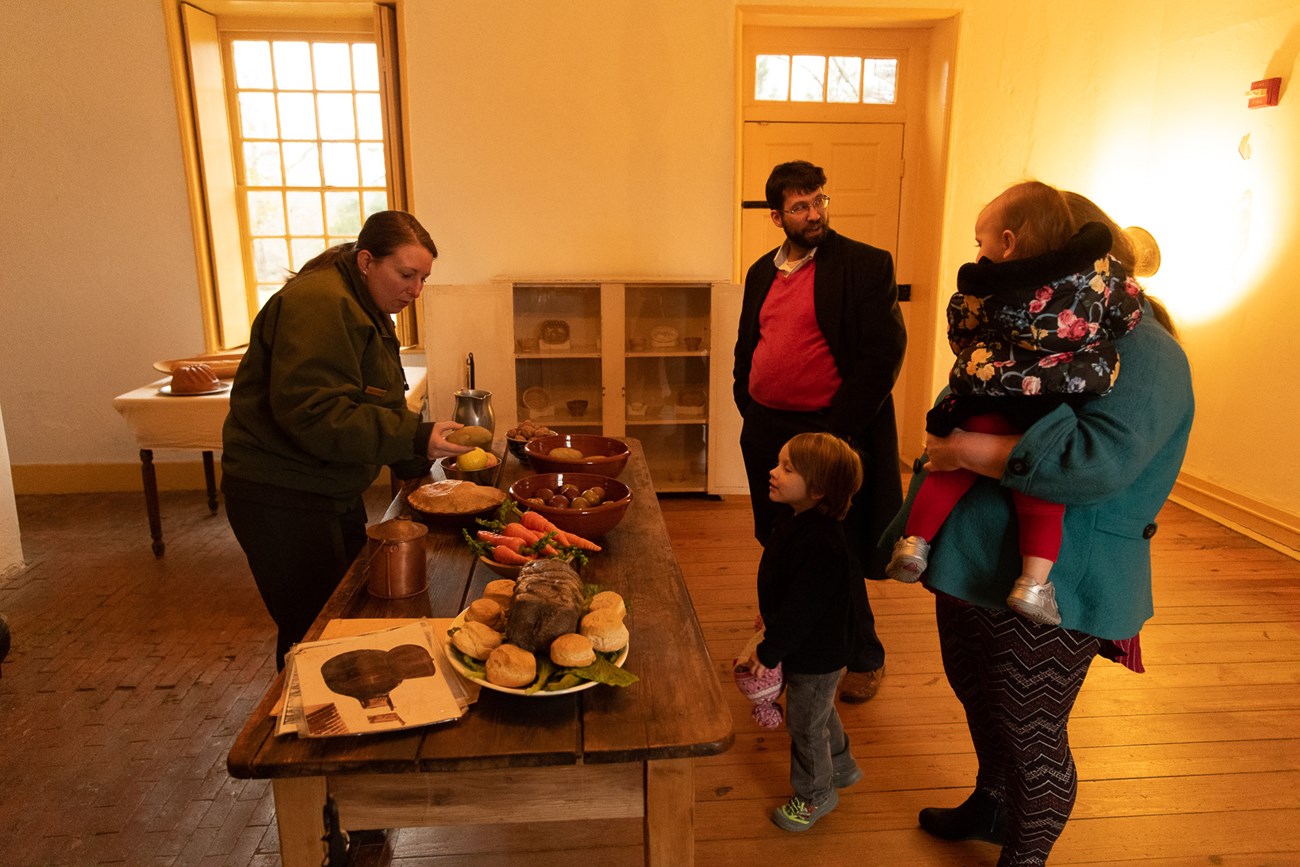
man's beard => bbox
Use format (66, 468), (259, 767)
(783, 215), (829, 250)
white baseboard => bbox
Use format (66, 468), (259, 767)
(1170, 472), (1299, 560)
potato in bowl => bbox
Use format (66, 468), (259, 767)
(522, 435), (630, 478)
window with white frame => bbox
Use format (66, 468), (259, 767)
(167, 2), (414, 350)
(227, 37), (390, 309)
(754, 53), (898, 105)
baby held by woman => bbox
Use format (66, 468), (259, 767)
(886, 181), (1142, 625)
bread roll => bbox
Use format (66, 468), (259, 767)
(587, 590), (626, 619)
(485, 643), (536, 688)
(483, 579), (516, 611)
(549, 632), (596, 668)
(580, 607), (629, 653)
(466, 597), (505, 630)
(451, 620), (502, 660)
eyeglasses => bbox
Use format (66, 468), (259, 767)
(781, 195), (830, 216)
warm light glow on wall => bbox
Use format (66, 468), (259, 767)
(1126, 120), (1293, 327)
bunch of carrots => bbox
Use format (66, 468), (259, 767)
(463, 501), (601, 568)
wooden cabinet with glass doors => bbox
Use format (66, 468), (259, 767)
(508, 282), (711, 492)
(426, 280), (745, 495)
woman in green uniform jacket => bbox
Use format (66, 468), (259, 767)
(222, 211), (468, 668)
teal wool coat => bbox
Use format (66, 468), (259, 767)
(885, 302), (1194, 640)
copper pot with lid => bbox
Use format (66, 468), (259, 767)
(365, 518), (429, 598)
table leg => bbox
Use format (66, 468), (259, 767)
(202, 450), (218, 513)
(138, 449), (164, 557)
(645, 758), (694, 866)
(272, 775), (329, 867)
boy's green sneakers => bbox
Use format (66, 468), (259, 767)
(771, 789), (840, 832)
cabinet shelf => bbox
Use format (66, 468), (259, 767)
(515, 351), (602, 360)
(625, 350), (709, 358)
(624, 417), (708, 426)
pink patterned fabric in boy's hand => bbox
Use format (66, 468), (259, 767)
(734, 660), (784, 729)
(733, 628), (784, 729)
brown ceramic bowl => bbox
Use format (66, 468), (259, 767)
(508, 472), (633, 539)
(522, 434), (630, 478)
(506, 436), (531, 466)
(478, 555), (524, 579)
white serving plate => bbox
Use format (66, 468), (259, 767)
(443, 608), (629, 697)
(157, 381), (232, 397)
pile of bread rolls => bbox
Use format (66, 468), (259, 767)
(450, 575), (628, 689)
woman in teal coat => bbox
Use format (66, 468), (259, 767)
(890, 193), (1194, 865)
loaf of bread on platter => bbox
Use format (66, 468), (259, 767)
(407, 480), (506, 516)
(505, 559), (584, 653)
(170, 363), (220, 394)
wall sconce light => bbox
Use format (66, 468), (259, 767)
(1125, 226), (1161, 277)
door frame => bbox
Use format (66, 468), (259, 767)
(734, 10), (959, 462)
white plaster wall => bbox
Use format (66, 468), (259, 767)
(0, 0), (205, 471)
(403, 1), (737, 285)
(1137, 3), (1300, 515)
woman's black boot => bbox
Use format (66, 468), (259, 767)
(919, 790), (1007, 844)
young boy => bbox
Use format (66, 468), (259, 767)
(747, 432), (867, 831)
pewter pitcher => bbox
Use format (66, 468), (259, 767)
(452, 388), (495, 433)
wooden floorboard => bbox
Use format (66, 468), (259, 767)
(1, 491), (1298, 864)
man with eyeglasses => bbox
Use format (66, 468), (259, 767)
(733, 160), (907, 704)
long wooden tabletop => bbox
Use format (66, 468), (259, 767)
(227, 438), (733, 780)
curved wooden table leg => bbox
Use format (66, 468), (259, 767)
(203, 450), (218, 513)
(139, 449), (164, 557)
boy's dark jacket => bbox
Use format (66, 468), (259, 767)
(756, 508), (861, 674)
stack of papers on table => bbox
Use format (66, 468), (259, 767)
(276, 619), (469, 738)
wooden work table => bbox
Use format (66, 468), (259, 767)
(226, 438), (733, 865)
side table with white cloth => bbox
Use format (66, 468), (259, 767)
(113, 365), (428, 557)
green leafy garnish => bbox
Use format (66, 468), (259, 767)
(525, 657), (556, 695)
(566, 656), (639, 687)
(545, 673), (585, 691)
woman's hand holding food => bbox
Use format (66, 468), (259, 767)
(428, 420), (472, 459)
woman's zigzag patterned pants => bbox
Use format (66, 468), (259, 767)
(936, 594), (1101, 867)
